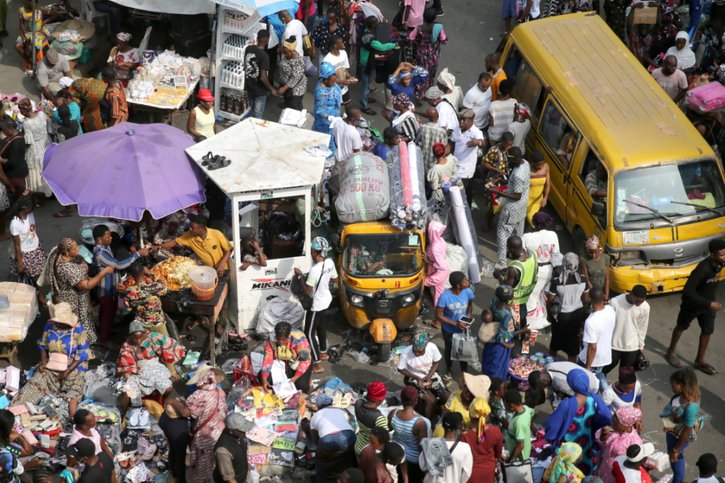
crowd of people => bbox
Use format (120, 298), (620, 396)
(0, 0), (723, 482)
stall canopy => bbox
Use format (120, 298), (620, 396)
(211, 0), (298, 17)
(185, 118), (330, 194)
(110, 0), (216, 15)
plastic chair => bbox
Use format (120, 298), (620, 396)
(80, 0), (110, 41)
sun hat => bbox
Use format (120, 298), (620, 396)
(45, 48), (60, 65)
(197, 88), (215, 102)
(463, 373), (491, 399)
(49, 302), (79, 328)
(53, 19), (96, 42)
(187, 363), (225, 385)
(319, 62), (336, 79)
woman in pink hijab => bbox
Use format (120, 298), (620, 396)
(596, 406), (644, 483)
(424, 220), (450, 326)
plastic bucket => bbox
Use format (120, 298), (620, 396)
(189, 266), (218, 301)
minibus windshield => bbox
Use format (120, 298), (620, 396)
(614, 159), (725, 227)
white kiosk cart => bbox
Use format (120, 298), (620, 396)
(185, 118), (330, 333)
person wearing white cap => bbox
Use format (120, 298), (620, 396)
(213, 413), (255, 483)
(611, 443), (655, 482)
(424, 85), (459, 134)
(36, 47), (72, 104)
(294, 236), (338, 373)
(449, 108), (484, 204)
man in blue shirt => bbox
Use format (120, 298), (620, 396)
(371, 127), (399, 161)
(92, 224), (149, 346)
(435, 271), (475, 377)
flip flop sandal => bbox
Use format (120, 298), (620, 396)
(694, 363), (717, 375)
(201, 151), (214, 167)
(665, 353), (683, 369)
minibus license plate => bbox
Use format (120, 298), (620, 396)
(623, 230), (649, 245)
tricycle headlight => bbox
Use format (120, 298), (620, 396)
(350, 294), (364, 307)
(402, 294), (416, 306)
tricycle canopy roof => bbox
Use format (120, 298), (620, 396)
(185, 118), (330, 196)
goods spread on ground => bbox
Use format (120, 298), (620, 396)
(509, 354), (549, 381)
(0, 282), (39, 342)
(150, 256), (198, 291)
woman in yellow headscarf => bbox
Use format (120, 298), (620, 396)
(461, 397), (503, 482)
(543, 442), (586, 483)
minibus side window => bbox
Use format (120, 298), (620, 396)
(579, 149), (608, 227)
(540, 102), (579, 168)
(512, 57), (544, 121)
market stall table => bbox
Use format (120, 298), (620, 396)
(160, 278), (229, 365)
(126, 79), (200, 124)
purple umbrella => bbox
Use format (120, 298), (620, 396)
(43, 122), (206, 221)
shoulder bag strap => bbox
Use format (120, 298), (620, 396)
(311, 260), (327, 299)
(449, 434), (462, 454)
(191, 390), (222, 437)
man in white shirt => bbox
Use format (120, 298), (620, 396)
(578, 288), (616, 392)
(279, 10), (308, 58)
(652, 55), (689, 102)
(695, 453), (723, 483)
(420, 412), (473, 483)
(294, 236), (338, 374)
(449, 109), (485, 205)
(330, 113), (363, 162)
(323, 36), (357, 108)
(425, 86), (459, 134)
(605, 284), (650, 375)
(462, 72), (492, 130)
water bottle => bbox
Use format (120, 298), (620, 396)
(249, 464), (260, 483)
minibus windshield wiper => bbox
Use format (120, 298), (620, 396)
(667, 200), (722, 217)
(622, 199), (674, 224)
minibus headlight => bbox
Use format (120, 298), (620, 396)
(615, 250), (645, 265)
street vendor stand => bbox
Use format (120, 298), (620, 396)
(185, 118), (330, 333)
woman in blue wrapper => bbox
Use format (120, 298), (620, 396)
(313, 62), (343, 152)
(480, 284), (529, 381)
(544, 368), (612, 475)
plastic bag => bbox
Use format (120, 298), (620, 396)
(452, 328), (478, 363)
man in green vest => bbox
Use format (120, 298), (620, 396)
(502, 235), (538, 328)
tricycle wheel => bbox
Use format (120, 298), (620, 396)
(377, 343), (391, 363)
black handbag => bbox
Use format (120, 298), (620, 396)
(634, 350), (650, 371)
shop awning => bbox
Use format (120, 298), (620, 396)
(110, 0), (215, 15)
(185, 118), (330, 195)
(211, 0), (298, 17)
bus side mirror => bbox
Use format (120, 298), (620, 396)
(591, 202), (605, 217)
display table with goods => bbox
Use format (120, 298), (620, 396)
(151, 257), (229, 365)
(0, 283), (39, 365)
(508, 353), (553, 391)
(125, 51), (207, 122)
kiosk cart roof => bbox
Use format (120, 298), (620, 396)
(185, 118), (330, 195)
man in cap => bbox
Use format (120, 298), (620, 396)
(92, 223), (147, 347)
(213, 413), (254, 483)
(424, 85), (459, 134)
(449, 108), (485, 205)
(488, 147), (530, 269)
(294, 236), (338, 374)
(69, 438), (115, 483)
(156, 213), (233, 276)
(36, 47), (72, 104)
(313, 62), (343, 151)
(665, 237), (725, 374)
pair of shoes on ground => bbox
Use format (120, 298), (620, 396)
(201, 151), (230, 170)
